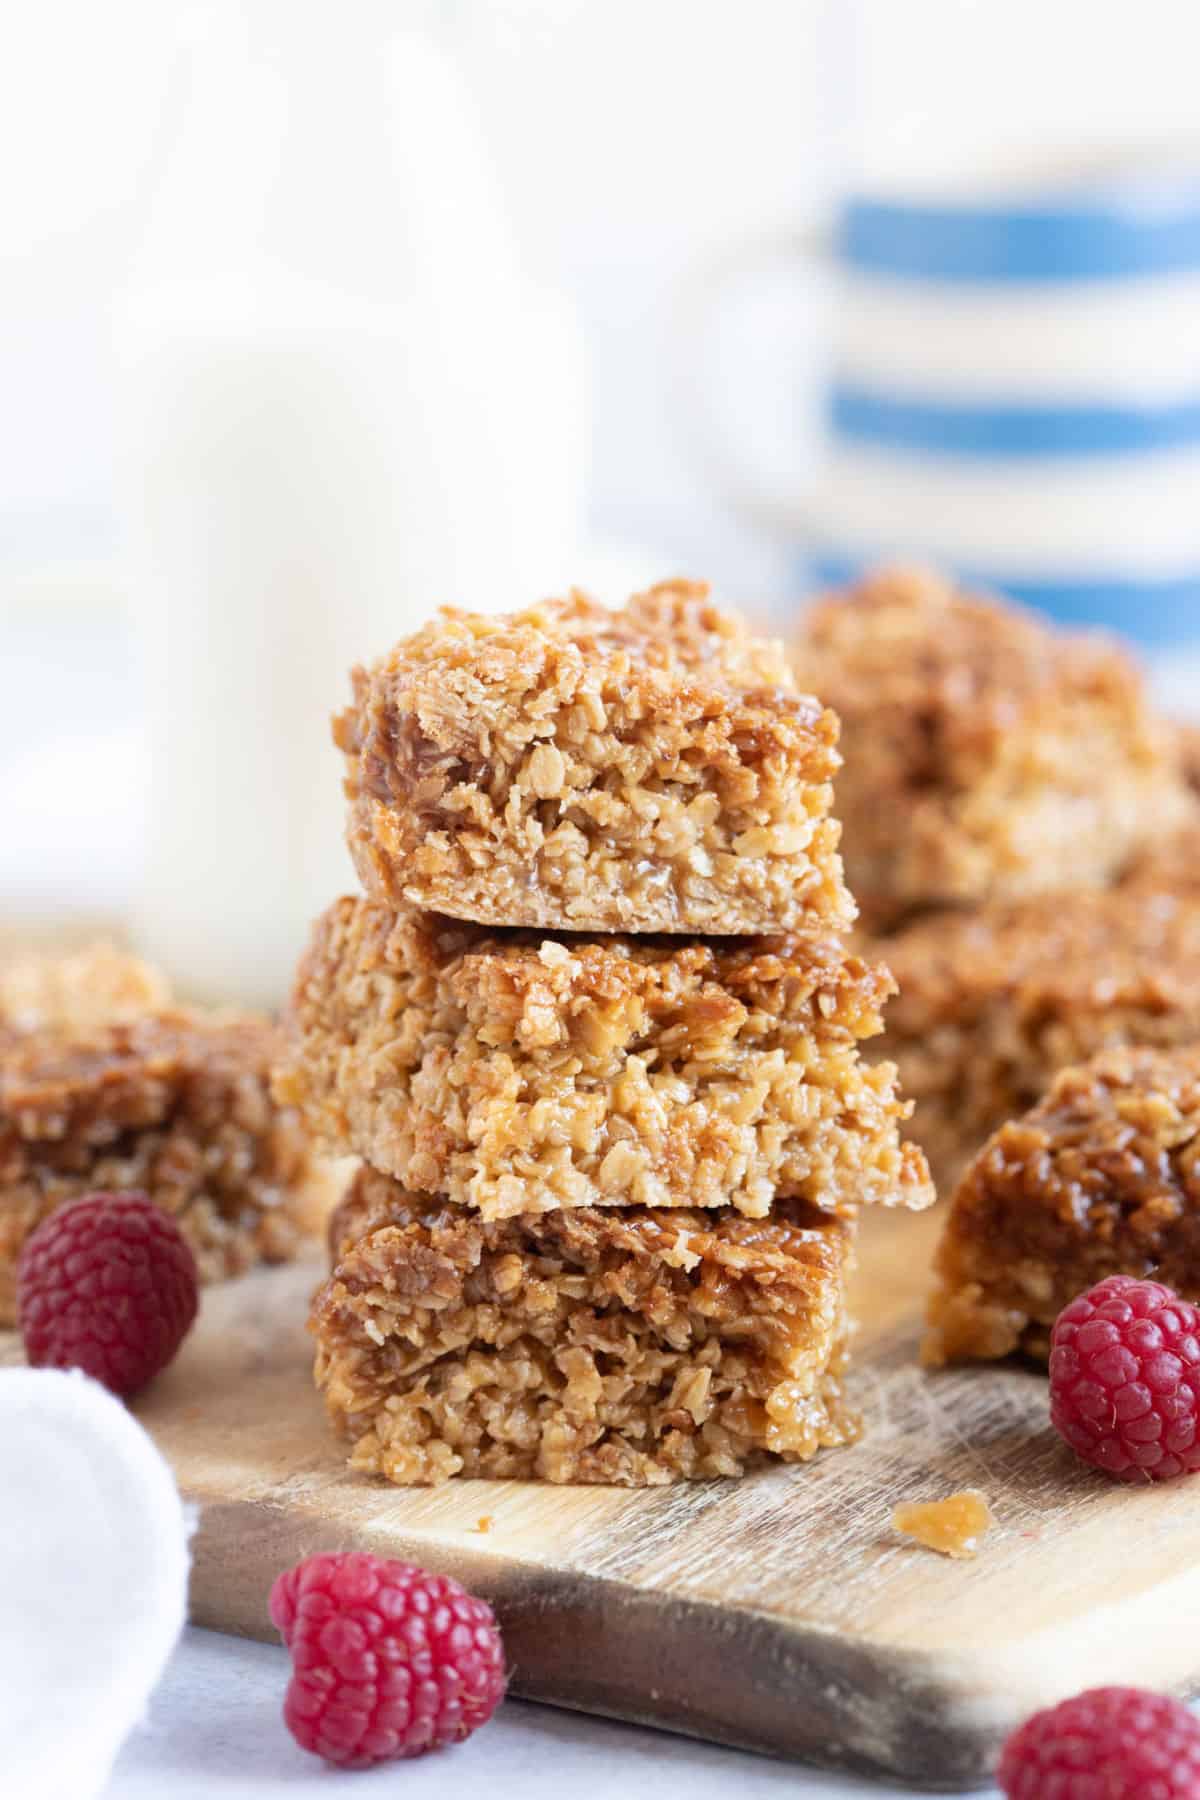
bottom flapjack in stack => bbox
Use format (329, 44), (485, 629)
(316, 1167), (857, 1485)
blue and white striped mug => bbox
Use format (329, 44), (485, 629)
(688, 167), (1200, 643)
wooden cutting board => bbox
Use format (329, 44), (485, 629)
(6, 1204), (1200, 1790)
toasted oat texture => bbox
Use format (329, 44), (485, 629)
(313, 1167), (858, 1486)
(880, 884), (1200, 1197)
(1121, 816), (1200, 897)
(0, 941), (170, 1036)
(1177, 721), (1200, 796)
(0, 1010), (327, 1325)
(334, 581), (852, 935)
(793, 567), (1188, 928)
(278, 896), (932, 1220)
(925, 1046), (1200, 1365)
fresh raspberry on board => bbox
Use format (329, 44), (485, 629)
(1048, 1274), (1200, 1481)
(18, 1191), (198, 1397)
(998, 1685), (1200, 1799)
(270, 1552), (506, 1766)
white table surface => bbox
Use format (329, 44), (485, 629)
(6, 587), (1194, 1798)
(101, 1628), (956, 1800)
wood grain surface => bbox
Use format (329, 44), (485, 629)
(6, 1205), (1200, 1789)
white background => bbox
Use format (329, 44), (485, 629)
(5, 0), (1200, 594)
(103, 1628), (953, 1800)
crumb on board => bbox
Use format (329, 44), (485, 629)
(476, 1515), (494, 1534)
(891, 1489), (994, 1559)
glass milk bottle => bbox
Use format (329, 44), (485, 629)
(116, 2), (586, 1008)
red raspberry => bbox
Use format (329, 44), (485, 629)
(1049, 1274), (1200, 1481)
(270, 1552), (505, 1766)
(18, 1191), (198, 1397)
(998, 1685), (1200, 1798)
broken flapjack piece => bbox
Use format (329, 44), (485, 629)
(892, 1489), (994, 1559)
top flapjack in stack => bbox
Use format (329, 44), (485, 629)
(279, 581), (931, 1485)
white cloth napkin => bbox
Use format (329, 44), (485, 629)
(0, 1369), (191, 1799)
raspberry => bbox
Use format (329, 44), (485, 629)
(998, 1686), (1200, 1798)
(18, 1191), (198, 1397)
(1049, 1274), (1200, 1481)
(270, 1552), (505, 1766)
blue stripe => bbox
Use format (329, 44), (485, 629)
(804, 550), (1200, 645)
(841, 195), (1200, 285)
(830, 384), (1200, 459)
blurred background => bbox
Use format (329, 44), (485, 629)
(4, 0), (1200, 1000)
